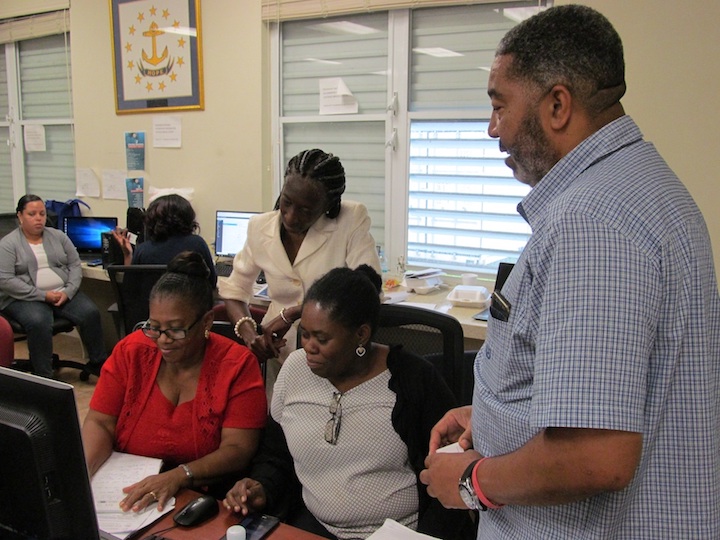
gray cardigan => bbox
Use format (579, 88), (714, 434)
(0, 227), (82, 310)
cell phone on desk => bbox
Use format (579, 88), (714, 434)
(220, 513), (280, 540)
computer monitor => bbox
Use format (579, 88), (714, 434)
(62, 216), (119, 256)
(215, 210), (257, 258)
(0, 367), (101, 539)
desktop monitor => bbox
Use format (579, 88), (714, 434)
(62, 216), (119, 255)
(0, 367), (101, 539)
(215, 210), (257, 258)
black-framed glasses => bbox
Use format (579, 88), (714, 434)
(141, 313), (204, 340)
(324, 392), (343, 445)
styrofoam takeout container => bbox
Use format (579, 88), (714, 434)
(446, 285), (491, 309)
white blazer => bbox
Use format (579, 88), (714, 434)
(218, 200), (381, 360)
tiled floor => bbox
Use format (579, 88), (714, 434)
(13, 332), (96, 425)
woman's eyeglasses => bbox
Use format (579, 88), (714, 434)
(324, 392), (343, 445)
(140, 313), (204, 340)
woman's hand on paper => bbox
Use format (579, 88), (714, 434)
(223, 478), (267, 516)
(120, 469), (185, 512)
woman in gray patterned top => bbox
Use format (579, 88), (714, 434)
(223, 265), (476, 540)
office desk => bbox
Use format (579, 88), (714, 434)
(228, 276), (488, 348)
(142, 490), (326, 540)
(391, 286), (487, 344)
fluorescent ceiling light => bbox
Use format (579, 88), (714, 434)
(309, 21), (379, 35)
(498, 7), (544, 24)
(413, 47), (463, 58)
(304, 58), (342, 65)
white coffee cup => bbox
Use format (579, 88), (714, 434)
(461, 273), (478, 285)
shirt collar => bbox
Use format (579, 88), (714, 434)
(518, 115), (643, 230)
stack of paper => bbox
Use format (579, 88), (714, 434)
(367, 519), (442, 539)
(92, 452), (174, 540)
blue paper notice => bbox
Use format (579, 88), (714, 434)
(126, 177), (144, 209)
(125, 132), (145, 171)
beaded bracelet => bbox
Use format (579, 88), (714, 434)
(234, 316), (258, 338)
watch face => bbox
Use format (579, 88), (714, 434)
(459, 481), (482, 511)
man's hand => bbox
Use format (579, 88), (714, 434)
(420, 450), (482, 509)
(428, 405), (474, 454)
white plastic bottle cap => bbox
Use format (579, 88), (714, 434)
(226, 524), (247, 540)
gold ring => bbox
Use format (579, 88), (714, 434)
(149, 491), (158, 500)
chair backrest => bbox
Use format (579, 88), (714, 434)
(374, 304), (471, 405)
(107, 264), (168, 339)
(0, 315), (14, 368)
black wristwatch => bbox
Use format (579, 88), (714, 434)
(459, 459), (487, 511)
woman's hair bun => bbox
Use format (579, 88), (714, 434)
(167, 250), (210, 280)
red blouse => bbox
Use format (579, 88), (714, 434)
(90, 331), (267, 464)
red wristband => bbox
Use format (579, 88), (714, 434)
(471, 457), (504, 510)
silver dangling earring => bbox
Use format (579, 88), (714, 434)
(356, 343), (366, 357)
(204, 329), (210, 339)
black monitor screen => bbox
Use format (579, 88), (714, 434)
(215, 210), (257, 258)
(0, 367), (100, 539)
(63, 216), (118, 253)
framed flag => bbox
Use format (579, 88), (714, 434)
(110, 0), (204, 114)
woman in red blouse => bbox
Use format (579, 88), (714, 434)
(82, 251), (266, 512)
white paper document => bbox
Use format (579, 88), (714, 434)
(367, 519), (441, 539)
(92, 452), (174, 539)
(319, 77), (358, 115)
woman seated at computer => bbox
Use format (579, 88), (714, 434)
(113, 193), (217, 287)
(0, 194), (107, 379)
(223, 266), (474, 540)
(218, 149), (380, 393)
(82, 252), (266, 512)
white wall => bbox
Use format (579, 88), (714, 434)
(69, 0), (720, 275)
(564, 0), (720, 276)
(70, 0), (268, 249)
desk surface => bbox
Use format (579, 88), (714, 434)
(142, 490), (325, 540)
(81, 266), (487, 343)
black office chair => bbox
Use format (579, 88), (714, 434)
(107, 264), (168, 339)
(0, 312), (91, 381)
(374, 303), (472, 405)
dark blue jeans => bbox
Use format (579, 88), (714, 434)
(3, 292), (107, 378)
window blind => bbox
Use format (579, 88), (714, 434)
(17, 33), (74, 203)
(0, 1), (68, 21)
(0, 10), (70, 45)
(408, 121), (530, 273)
(263, 0), (540, 21)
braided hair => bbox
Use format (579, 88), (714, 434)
(281, 149), (346, 219)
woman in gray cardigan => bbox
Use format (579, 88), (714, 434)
(0, 194), (107, 378)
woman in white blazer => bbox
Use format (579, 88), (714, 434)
(218, 149), (381, 392)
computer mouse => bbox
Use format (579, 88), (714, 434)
(173, 494), (219, 527)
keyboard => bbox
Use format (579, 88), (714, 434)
(215, 262), (234, 277)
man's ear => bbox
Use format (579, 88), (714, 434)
(546, 84), (573, 130)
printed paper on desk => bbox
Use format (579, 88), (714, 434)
(92, 452), (173, 539)
(367, 518), (441, 539)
